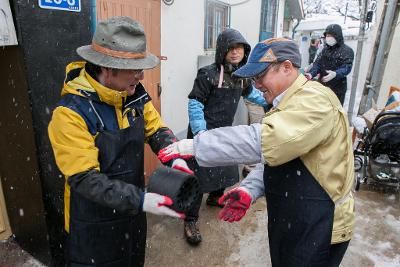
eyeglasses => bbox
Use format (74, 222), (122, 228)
(133, 69), (144, 76)
(251, 66), (270, 83)
(251, 63), (280, 83)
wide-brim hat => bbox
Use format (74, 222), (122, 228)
(233, 38), (301, 78)
(77, 16), (160, 70)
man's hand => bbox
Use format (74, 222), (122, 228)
(171, 158), (194, 175)
(142, 192), (185, 219)
(322, 70), (336, 83)
(158, 139), (194, 163)
(218, 187), (252, 222)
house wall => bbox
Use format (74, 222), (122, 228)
(230, 0), (262, 46)
(160, 0), (204, 137)
(160, 0), (262, 137)
(276, 0), (286, 37)
(378, 15), (400, 107)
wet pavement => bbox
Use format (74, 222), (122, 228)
(1, 183), (399, 267)
(0, 238), (45, 267)
(145, 183), (400, 267)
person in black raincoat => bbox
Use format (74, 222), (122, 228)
(306, 24), (354, 104)
(184, 28), (263, 245)
(48, 17), (193, 267)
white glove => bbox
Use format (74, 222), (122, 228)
(322, 70), (336, 83)
(157, 139), (194, 163)
(142, 192), (184, 219)
(304, 73), (312, 80)
(171, 158), (194, 175)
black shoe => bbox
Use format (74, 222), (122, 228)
(184, 221), (202, 245)
(206, 194), (224, 208)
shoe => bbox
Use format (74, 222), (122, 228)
(206, 194), (224, 208)
(184, 221), (202, 245)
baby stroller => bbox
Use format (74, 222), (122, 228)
(354, 111), (400, 190)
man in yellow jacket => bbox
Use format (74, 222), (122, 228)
(159, 38), (355, 266)
(48, 17), (192, 267)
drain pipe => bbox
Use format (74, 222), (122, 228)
(347, 0), (368, 122)
(365, 0), (398, 111)
(292, 18), (301, 39)
(90, 0), (97, 35)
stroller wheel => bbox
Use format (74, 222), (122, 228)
(355, 173), (361, 191)
(354, 156), (363, 172)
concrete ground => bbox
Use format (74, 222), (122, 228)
(1, 183), (399, 267)
(145, 183), (400, 267)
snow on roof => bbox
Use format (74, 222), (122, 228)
(296, 14), (360, 34)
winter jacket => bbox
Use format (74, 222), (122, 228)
(309, 24), (354, 104)
(188, 28), (253, 134)
(308, 45), (318, 64)
(187, 29), (254, 192)
(48, 61), (176, 233)
(193, 74), (355, 244)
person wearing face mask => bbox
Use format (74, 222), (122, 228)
(184, 28), (267, 245)
(305, 24), (354, 105)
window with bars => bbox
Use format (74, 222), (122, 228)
(204, 0), (230, 50)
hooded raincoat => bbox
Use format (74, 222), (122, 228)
(48, 62), (177, 267)
(309, 24), (354, 104)
(187, 28), (252, 192)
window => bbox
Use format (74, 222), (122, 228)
(204, 0), (230, 50)
(259, 0), (278, 41)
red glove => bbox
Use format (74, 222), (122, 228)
(217, 187), (252, 222)
(171, 158), (194, 175)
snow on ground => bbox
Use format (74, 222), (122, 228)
(343, 186), (400, 267)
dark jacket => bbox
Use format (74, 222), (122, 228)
(48, 62), (177, 266)
(309, 24), (354, 104)
(308, 45), (317, 64)
(187, 28), (251, 192)
(188, 28), (252, 130)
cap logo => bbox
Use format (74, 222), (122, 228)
(259, 48), (277, 63)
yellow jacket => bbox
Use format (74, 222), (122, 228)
(48, 62), (170, 232)
(261, 74), (355, 244)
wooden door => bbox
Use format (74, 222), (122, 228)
(97, 0), (161, 181)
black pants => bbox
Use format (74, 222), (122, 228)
(327, 240), (350, 267)
(331, 88), (346, 105)
(185, 188), (225, 222)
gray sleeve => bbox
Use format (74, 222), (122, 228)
(193, 123), (264, 167)
(240, 163), (265, 202)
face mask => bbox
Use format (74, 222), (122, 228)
(325, 36), (337, 46)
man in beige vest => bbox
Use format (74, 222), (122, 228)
(159, 38), (355, 267)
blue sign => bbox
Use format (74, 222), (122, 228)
(38, 0), (81, 12)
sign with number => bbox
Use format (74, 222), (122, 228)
(38, 0), (81, 12)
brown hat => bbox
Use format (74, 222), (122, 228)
(77, 16), (159, 70)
